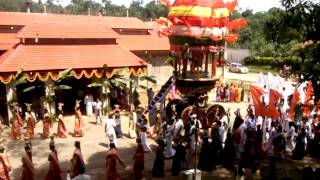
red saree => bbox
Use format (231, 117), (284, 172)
(70, 149), (85, 178)
(57, 114), (67, 138)
(44, 151), (63, 180)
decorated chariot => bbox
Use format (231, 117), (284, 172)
(152, 0), (247, 127)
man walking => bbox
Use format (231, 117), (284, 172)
(95, 98), (102, 125)
(105, 114), (117, 147)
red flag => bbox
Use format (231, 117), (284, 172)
(224, 34), (240, 43)
(305, 81), (313, 103)
(288, 89), (300, 120)
(266, 89), (282, 119)
(225, 0), (238, 13)
(227, 18), (248, 31)
(250, 85), (265, 116)
(304, 81), (314, 116)
(159, 0), (171, 10)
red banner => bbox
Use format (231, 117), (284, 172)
(288, 89), (300, 120)
(266, 89), (282, 119)
(250, 85), (265, 116)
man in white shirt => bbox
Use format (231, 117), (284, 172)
(84, 94), (93, 116)
(67, 166), (91, 180)
(189, 114), (202, 154)
(95, 98), (102, 125)
(220, 115), (228, 148)
(174, 118), (184, 140)
(105, 114), (117, 147)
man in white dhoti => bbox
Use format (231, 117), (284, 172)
(94, 98), (102, 125)
(189, 114), (202, 154)
(285, 122), (296, 153)
(266, 124), (277, 155)
(174, 117), (184, 138)
(105, 114), (117, 147)
(239, 120), (247, 157)
(220, 115), (228, 148)
(262, 118), (272, 148)
(140, 116), (151, 152)
(84, 94), (93, 116)
(165, 119), (176, 158)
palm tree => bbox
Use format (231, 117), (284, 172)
(18, 68), (73, 115)
(87, 64), (157, 115)
(87, 64), (128, 116)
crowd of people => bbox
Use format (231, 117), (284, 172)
(215, 82), (247, 103)
(2, 94), (320, 179)
(10, 101), (83, 141)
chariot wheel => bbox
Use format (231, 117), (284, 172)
(205, 104), (226, 127)
(181, 106), (206, 127)
(165, 99), (188, 119)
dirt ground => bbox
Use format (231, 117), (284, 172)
(1, 71), (319, 180)
(1, 102), (320, 180)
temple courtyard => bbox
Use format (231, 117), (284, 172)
(1, 99), (319, 180)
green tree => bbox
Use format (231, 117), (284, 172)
(264, 8), (301, 45)
(103, 0), (126, 16)
(87, 65), (128, 115)
(0, 0), (29, 12)
(129, 0), (144, 19)
(231, 10), (270, 50)
(143, 0), (168, 20)
(280, 0), (320, 103)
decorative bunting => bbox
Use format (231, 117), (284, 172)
(168, 16), (229, 27)
(0, 67), (146, 84)
(169, 6), (230, 19)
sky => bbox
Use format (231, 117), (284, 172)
(37, 0), (282, 12)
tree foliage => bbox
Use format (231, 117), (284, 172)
(279, 0), (320, 103)
(0, 0), (167, 20)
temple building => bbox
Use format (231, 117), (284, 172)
(0, 12), (171, 124)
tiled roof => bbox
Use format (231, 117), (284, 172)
(0, 44), (146, 72)
(117, 22), (170, 51)
(18, 23), (119, 39)
(0, 12), (152, 30)
(0, 33), (20, 50)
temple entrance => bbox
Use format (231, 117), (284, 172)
(0, 83), (8, 124)
(16, 80), (45, 119)
(56, 77), (101, 115)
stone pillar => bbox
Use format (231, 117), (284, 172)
(205, 53), (209, 73)
(45, 79), (56, 115)
(102, 78), (109, 116)
(6, 82), (17, 124)
(129, 76), (133, 106)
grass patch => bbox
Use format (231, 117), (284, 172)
(247, 65), (276, 74)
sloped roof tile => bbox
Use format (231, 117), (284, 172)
(0, 33), (20, 50)
(0, 44), (146, 72)
(0, 12), (152, 30)
(18, 23), (119, 39)
(118, 22), (170, 51)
